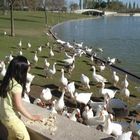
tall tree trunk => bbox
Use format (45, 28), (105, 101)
(10, 0), (15, 36)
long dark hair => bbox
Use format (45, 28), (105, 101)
(0, 55), (29, 98)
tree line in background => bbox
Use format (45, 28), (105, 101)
(0, 0), (140, 37)
(0, 0), (140, 13)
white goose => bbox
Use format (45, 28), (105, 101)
(107, 57), (116, 65)
(82, 106), (94, 120)
(103, 114), (123, 136)
(27, 42), (31, 49)
(69, 108), (80, 122)
(64, 52), (72, 59)
(66, 81), (75, 98)
(92, 66), (107, 83)
(0, 61), (6, 77)
(33, 51), (38, 64)
(88, 100), (105, 113)
(120, 86), (130, 98)
(50, 100), (57, 114)
(5, 51), (13, 63)
(49, 47), (54, 57)
(55, 91), (65, 112)
(22, 93), (30, 103)
(37, 46), (42, 53)
(26, 73), (35, 93)
(85, 108), (108, 126)
(40, 88), (52, 102)
(44, 58), (50, 69)
(99, 82), (117, 99)
(98, 62), (105, 72)
(112, 71), (119, 87)
(18, 48), (23, 56)
(59, 68), (68, 91)
(56, 39), (65, 45)
(45, 62), (57, 78)
(63, 54), (76, 66)
(74, 92), (93, 105)
(117, 131), (132, 140)
(18, 40), (22, 48)
(121, 74), (129, 88)
(80, 74), (90, 89)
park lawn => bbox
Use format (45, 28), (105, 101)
(0, 11), (140, 110)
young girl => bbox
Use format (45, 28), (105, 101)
(0, 55), (43, 140)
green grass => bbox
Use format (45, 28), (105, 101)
(0, 11), (140, 110)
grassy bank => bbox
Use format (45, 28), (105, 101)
(0, 11), (140, 111)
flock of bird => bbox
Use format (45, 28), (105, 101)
(0, 33), (140, 139)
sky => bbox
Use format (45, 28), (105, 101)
(66, 0), (140, 5)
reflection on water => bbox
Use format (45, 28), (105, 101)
(52, 16), (140, 76)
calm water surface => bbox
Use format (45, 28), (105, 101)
(52, 16), (140, 76)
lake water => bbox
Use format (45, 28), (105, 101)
(52, 16), (140, 77)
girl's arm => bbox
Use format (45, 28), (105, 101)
(13, 91), (43, 121)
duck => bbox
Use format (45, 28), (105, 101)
(116, 131), (132, 140)
(40, 88), (52, 103)
(103, 114), (123, 136)
(121, 74), (129, 88)
(92, 66), (107, 83)
(55, 91), (65, 113)
(44, 58), (50, 69)
(69, 108), (81, 122)
(59, 68), (68, 91)
(44, 62), (57, 79)
(99, 82), (117, 99)
(49, 46), (54, 57)
(66, 81), (75, 98)
(80, 73), (90, 89)
(112, 71), (119, 87)
(74, 92), (93, 105)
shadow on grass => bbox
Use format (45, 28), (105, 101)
(0, 17), (41, 23)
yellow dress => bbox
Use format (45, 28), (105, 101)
(0, 79), (30, 140)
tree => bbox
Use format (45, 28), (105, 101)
(70, 3), (79, 11)
(9, 0), (16, 36)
